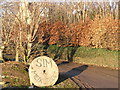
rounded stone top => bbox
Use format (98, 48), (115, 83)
(29, 56), (59, 87)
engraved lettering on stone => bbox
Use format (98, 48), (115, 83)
(36, 59), (42, 67)
(31, 66), (33, 69)
(46, 59), (52, 67)
(29, 56), (59, 87)
(36, 58), (52, 67)
(32, 70), (42, 83)
(31, 70), (36, 74)
(34, 74), (41, 82)
(43, 59), (45, 67)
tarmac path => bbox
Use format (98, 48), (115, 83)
(56, 61), (119, 89)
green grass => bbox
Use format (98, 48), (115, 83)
(4, 44), (118, 69)
(73, 47), (119, 69)
(40, 45), (119, 69)
(74, 46), (118, 60)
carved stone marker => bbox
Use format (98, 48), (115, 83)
(29, 56), (59, 87)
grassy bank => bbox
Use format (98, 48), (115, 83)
(39, 45), (119, 69)
(3, 44), (119, 69)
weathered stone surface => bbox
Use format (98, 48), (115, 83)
(29, 56), (59, 87)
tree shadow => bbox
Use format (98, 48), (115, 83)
(53, 46), (78, 62)
(43, 44), (49, 56)
(57, 61), (69, 66)
(55, 65), (88, 85)
(53, 46), (65, 60)
(3, 54), (15, 62)
(67, 46), (78, 62)
(42, 37), (50, 56)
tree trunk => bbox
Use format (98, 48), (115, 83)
(23, 54), (26, 62)
(0, 35), (4, 62)
(27, 42), (32, 60)
(0, 47), (4, 61)
(23, 42), (32, 63)
(15, 42), (19, 62)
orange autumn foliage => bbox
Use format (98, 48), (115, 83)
(37, 16), (119, 50)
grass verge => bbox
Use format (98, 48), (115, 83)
(45, 45), (119, 69)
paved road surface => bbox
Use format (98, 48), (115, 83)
(56, 61), (119, 88)
(0, 61), (119, 89)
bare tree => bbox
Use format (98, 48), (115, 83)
(1, 0), (50, 62)
(0, 2), (18, 62)
(0, 7), (3, 61)
(15, 0), (50, 62)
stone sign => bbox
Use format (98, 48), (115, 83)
(29, 56), (59, 87)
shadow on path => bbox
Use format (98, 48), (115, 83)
(57, 61), (69, 66)
(55, 64), (88, 85)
